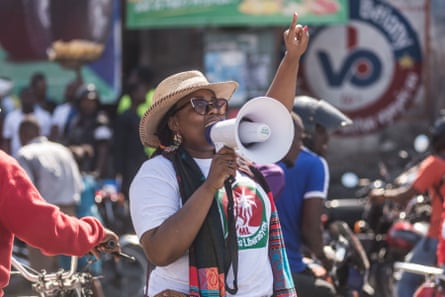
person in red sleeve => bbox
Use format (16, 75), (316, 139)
(0, 149), (120, 297)
(370, 115), (445, 297)
(435, 116), (445, 267)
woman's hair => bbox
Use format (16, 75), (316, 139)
(151, 106), (177, 157)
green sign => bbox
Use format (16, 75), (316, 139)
(126, 0), (349, 29)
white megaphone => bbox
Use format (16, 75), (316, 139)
(205, 96), (294, 164)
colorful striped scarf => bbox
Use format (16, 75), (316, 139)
(164, 147), (296, 297)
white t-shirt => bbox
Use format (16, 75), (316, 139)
(16, 136), (83, 206)
(130, 155), (274, 297)
(51, 103), (72, 133)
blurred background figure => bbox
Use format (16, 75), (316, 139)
(63, 83), (115, 297)
(113, 81), (148, 202)
(15, 116), (82, 272)
(276, 95), (352, 297)
(370, 114), (445, 297)
(116, 65), (156, 117)
(29, 72), (57, 114)
(0, 76), (18, 115)
(64, 83), (112, 240)
(65, 83), (113, 179)
(116, 65), (158, 158)
(293, 95), (353, 157)
(50, 77), (84, 142)
(2, 86), (51, 157)
(0, 76), (18, 149)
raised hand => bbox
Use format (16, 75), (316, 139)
(284, 12), (310, 60)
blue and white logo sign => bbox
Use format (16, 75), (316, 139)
(302, 0), (422, 135)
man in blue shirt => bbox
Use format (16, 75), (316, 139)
(276, 96), (352, 297)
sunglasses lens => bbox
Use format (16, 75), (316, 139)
(191, 98), (228, 115)
(215, 98), (227, 108)
(191, 99), (208, 115)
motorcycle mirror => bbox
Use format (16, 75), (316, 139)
(398, 150), (409, 160)
(341, 172), (359, 188)
(413, 134), (429, 153)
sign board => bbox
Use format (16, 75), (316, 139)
(204, 30), (275, 106)
(126, 0), (349, 29)
(300, 0), (424, 135)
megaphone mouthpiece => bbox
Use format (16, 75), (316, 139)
(238, 121), (271, 145)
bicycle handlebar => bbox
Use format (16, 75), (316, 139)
(11, 239), (135, 286)
(101, 240), (136, 262)
(394, 262), (444, 278)
(11, 255), (78, 283)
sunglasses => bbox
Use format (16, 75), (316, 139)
(173, 97), (228, 116)
(191, 97), (228, 115)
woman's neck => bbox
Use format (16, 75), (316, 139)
(183, 145), (215, 159)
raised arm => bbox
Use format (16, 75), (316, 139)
(266, 12), (309, 111)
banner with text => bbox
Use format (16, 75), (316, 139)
(126, 0), (349, 29)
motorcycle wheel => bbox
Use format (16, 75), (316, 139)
(119, 243), (147, 297)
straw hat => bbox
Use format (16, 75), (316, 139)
(139, 70), (238, 148)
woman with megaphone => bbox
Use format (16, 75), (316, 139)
(129, 12), (309, 297)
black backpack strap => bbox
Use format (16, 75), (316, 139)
(236, 156), (272, 195)
(248, 164), (271, 194)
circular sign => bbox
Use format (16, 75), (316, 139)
(302, 0), (422, 135)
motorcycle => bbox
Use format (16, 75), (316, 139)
(326, 220), (375, 297)
(342, 175), (430, 297)
(394, 262), (445, 297)
(305, 220), (374, 297)
(325, 134), (432, 297)
(94, 179), (147, 297)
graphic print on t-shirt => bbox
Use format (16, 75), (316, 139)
(216, 175), (271, 250)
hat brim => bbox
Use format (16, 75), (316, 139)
(140, 80), (238, 148)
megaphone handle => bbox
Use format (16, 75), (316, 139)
(226, 175), (235, 184)
(214, 142), (224, 152)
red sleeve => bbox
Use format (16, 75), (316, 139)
(412, 156), (445, 193)
(438, 222), (445, 266)
(413, 156), (445, 238)
(0, 152), (105, 256)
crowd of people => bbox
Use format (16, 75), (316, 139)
(1, 10), (445, 297)
(0, 67), (155, 188)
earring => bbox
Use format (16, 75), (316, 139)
(173, 132), (183, 147)
(163, 132), (183, 152)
